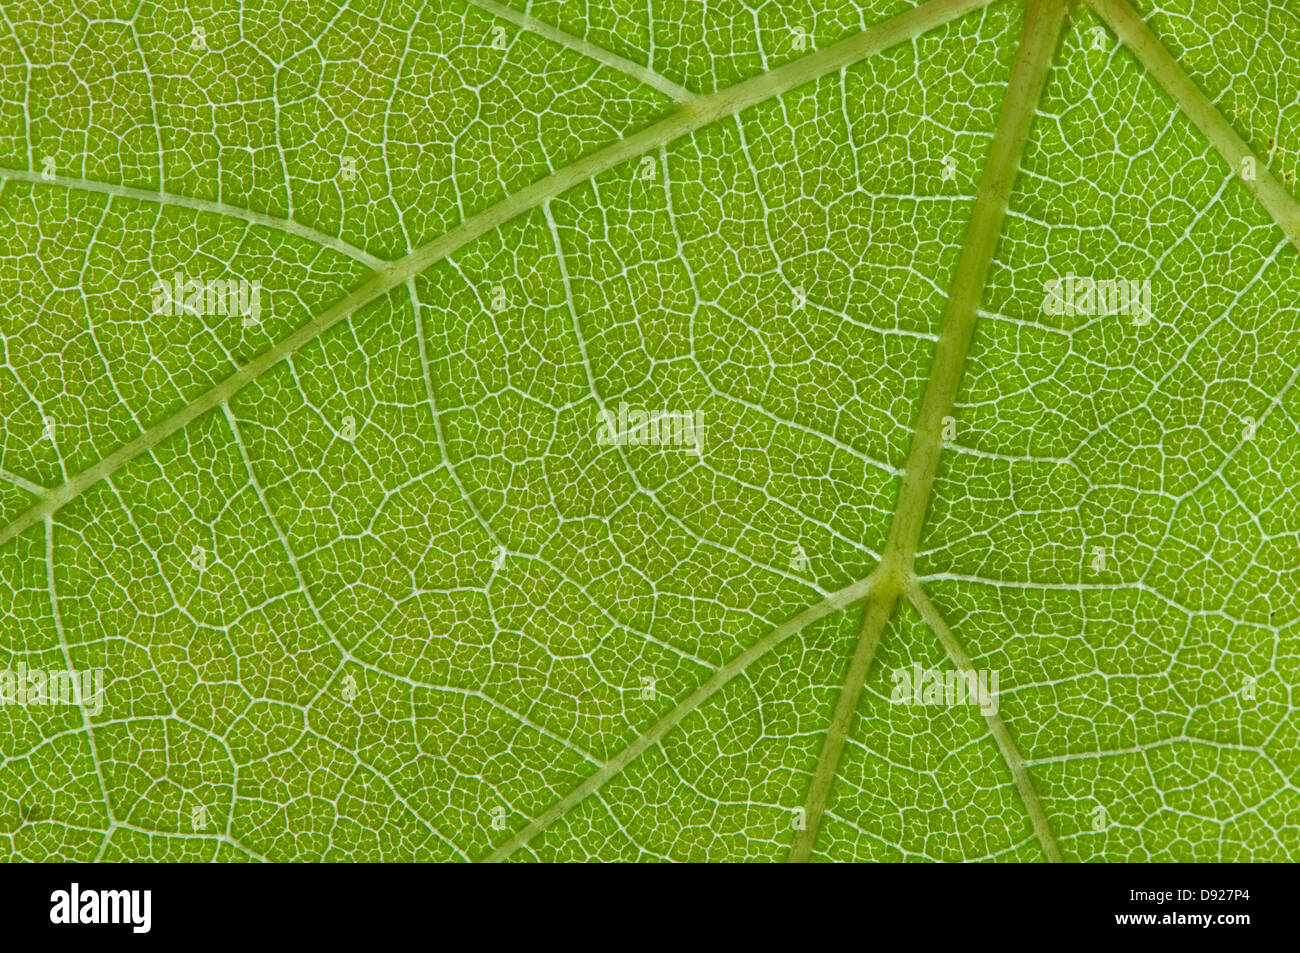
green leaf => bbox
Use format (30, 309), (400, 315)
(0, 0), (1296, 862)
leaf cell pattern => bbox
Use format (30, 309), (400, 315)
(0, 0), (1297, 862)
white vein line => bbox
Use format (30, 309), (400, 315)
(399, 275), (713, 669)
(343, 657), (603, 766)
(44, 517), (117, 859)
(463, 0), (691, 101)
(0, 167), (385, 269)
(1025, 735), (1295, 791)
(222, 402), (471, 860)
(542, 201), (827, 595)
(222, 380), (603, 830)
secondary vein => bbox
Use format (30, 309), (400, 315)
(1088, 0), (1300, 253)
(485, 570), (880, 861)
(463, 0), (691, 101)
(0, 0), (996, 551)
(908, 581), (1063, 862)
(0, 167), (385, 269)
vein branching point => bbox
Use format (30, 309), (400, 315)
(788, 0), (1069, 863)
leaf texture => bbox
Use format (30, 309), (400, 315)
(0, 0), (1296, 862)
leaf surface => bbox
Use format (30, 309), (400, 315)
(0, 0), (1296, 861)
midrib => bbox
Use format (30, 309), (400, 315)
(787, 0), (1070, 862)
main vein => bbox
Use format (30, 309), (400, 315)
(787, 0), (1070, 862)
(0, 0), (995, 551)
(476, 0), (1006, 861)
